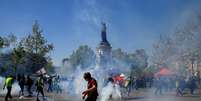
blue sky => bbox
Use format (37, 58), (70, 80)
(0, 0), (201, 66)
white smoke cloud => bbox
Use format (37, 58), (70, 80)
(74, 0), (109, 31)
(99, 82), (121, 101)
(59, 63), (125, 101)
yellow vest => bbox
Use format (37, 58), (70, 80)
(5, 77), (13, 87)
(36, 79), (44, 87)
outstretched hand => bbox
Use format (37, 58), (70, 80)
(82, 91), (88, 95)
(82, 90), (88, 100)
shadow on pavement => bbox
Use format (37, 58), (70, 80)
(123, 96), (146, 100)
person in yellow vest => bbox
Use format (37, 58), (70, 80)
(3, 75), (14, 101)
(35, 75), (45, 101)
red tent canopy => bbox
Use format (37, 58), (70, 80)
(113, 75), (125, 83)
(155, 68), (175, 77)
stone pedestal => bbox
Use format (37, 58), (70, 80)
(96, 23), (112, 69)
(96, 41), (112, 69)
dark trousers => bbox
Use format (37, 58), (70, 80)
(176, 88), (183, 96)
(190, 88), (195, 94)
(19, 85), (24, 96)
(155, 86), (162, 95)
(27, 85), (33, 96)
(5, 87), (12, 101)
(37, 87), (44, 98)
(47, 84), (53, 92)
(85, 96), (97, 101)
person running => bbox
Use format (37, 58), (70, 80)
(155, 77), (163, 95)
(3, 75), (14, 101)
(18, 74), (26, 98)
(189, 76), (196, 95)
(26, 75), (33, 97)
(176, 77), (183, 96)
(82, 72), (98, 101)
(47, 77), (53, 92)
(35, 75), (45, 101)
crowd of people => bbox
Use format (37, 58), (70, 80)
(102, 73), (201, 98)
(82, 72), (201, 101)
(120, 75), (201, 97)
(2, 71), (201, 101)
(2, 74), (61, 101)
(154, 75), (201, 96)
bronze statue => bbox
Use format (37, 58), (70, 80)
(101, 23), (108, 43)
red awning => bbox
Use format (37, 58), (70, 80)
(155, 68), (174, 77)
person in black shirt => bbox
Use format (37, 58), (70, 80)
(26, 75), (33, 97)
(18, 74), (25, 98)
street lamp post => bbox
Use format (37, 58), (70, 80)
(190, 58), (195, 76)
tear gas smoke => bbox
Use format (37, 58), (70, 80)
(100, 82), (121, 101)
(60, 64), (124, 101)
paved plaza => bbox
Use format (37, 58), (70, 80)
(0, 88), (200, 101)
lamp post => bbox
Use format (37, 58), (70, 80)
(190, 57), (195, 76)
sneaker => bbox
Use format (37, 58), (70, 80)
(19, 96), (24, 99)
(43, 97), (46, 101)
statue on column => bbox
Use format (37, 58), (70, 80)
(96, 22), (112, 69)
(101, 23), (108, 43)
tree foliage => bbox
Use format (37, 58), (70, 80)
(112, 48), (148, 68)
(0, 21), (54, 75)
(112, 48), (148, 77)
(151, 10), (201, 75)
(21, 21), (53, 56)
(68, 45), (96, 70)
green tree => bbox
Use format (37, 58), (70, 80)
(135, 49), (149, 68)
(151, 10), (201, 76)
(128, 49), (148, 77)
(0, 33), (17, 50)
(0, 34), (17, 75)
(20, 21), (54, 73)
(68, 45), (95, 70)
(0, 37), (4, 48)
(21, 21), (53, 56)
(11, 46), (25, 74)
(0, 22), (54, 75)
(112, 48), (127, 61)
